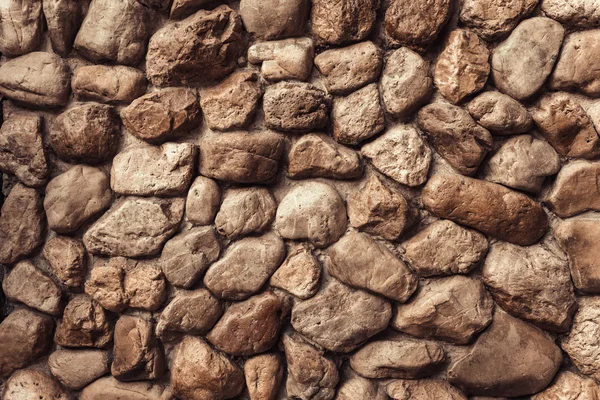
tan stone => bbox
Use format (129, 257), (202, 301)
(43, 236), (87, 289)
(185, 176), (221, 225)
(269, 244), (321, 299)
(550, 30), (600, 96)
(54, 295), (113, 348)
(335, 373), (388, 400)
(84, 262), (128, 313)
(546, 161), (600, 217)
(311, 0), (378, 45)
(239, 0), (309, 40)
(48, 349), (109, 390)
(3, 261), (62, 316)
(561, 297), (600, 381)
(124, 263), (167, 311)
(43, 0), (81, 56)
(332, 84), (385, 145)
(2, 369), (69, 400)
(386, 379), (467, 400)
(244, 354), (284, 400)
(541, 0), (600, 28)
(80, 377), (172, 400)
(248, 38), (314, 82)
(215, 187), (276, 240)
(532, 370), (600, 400)
(467, 91), (532, 135)
(0, 0), (42, 56)
(72, 65), (147, 104)
(460, 0), (537, 39)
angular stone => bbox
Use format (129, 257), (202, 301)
(43, 236), (86, 289)
(80, 377), (172, 400)
(0, 52), (70, 108)
(244, 354), (284, 400)
(386, 379), (467, 400)
(291, 280), (392, 353)
(491, 17), (564, 100)
(84, 262), (128, 313)
(460, 0), (538, 39)
(546, 161), (600, 217)
(332, 84), (385, 145)
(169, 0), (211, 18)
(215, 187), (276, 240)
(185, 176), (221, 225)
(146, 6), (245, 86)
(288, 134), (363, 180)
(204, 232), (285, 300)
(3, 369), (69, 400)
(3, 261), (62, 316)
(380, 47), (432, 120)
(48, 349), (109, 390)
(561, 298), (600, 381)
(124, 263), (167, 311)
(336, 373), (388, 400)
(54, 295), (112, 348)
(50, 103), (121, 164)
(269, 244), (321, 299)
(198, 130), (284, 183)
(43, 0), (81, 56)
(417, 103), (492, 176)
(311, 0), (378, 45)
(541, 0), (600, 28)
(0, 0), (42, 56)
(74, 0), (152, 66)
(550, 30), (600, 96)
(448, 310), (562, 397)
(239, 0), (308, 40)
(403, 220), (488, 277)
(467, 91), (532, 135)
(83, 197), (184, 257)
(72, 65), (147, 104)
(422, 174), (548, 245)
(44, 165), (112, 234)
(248, 37), (314, 82)
(532, 370), (600, 400)
(276, 182), (347, 248)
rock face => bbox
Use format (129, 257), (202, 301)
(541, 0), (600, 28)
(332, 84), (385, 145)
(248, 38), (314, 82)
(0, 0), (43, 56)
(3, 369), (69, 400)
(244, 354), (284, 400)
(54, 295), (112, 348)
(48, 349), (109, 390)
(80, 377), (172, 400)
(546, 161), (600, 217)
(270, 245), (321, 299)
(43, 236), (87, 289)
(532, 370), (600, 400)
(467, 91), (532, 135)
(215, 187), (276, 240)
(239, 0), (309, 40)
(422, 174), (548, 245)
(311, 0), (378, 45)
(561, 297), (600, 381)
(3, 261), (62, 316)
(460, 0), (538, 39)
(336, 373), (388, 400)
(43, 0), (81, 56)
(72, 65), (146, 104)
(550, 30), (600, 96)
(386, 379), (467, 400)
(185, 177), (221, 225)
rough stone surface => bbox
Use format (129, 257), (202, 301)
(185, 176), (221, 225)
(336, 373), (388, 400)
(541, 0), (600, 28)
(216, 188), (275, 240)
(239, 0), (309, 40)
(43, 0), (81, 56)
(72, 65), (147, 104)
(169, 0), (212, 18)
(532, 370), (600, 400)
(124, 263), (167, 311)
(54, 294), (112, 348)
(460, 0), (538, 39)
(311, 0), (378, 45)
(546, 161), (600, 217)
(80, 377), (172, 400)
(83, 262), (127, 313)
(249, 38), (314, 82)
(332, 84), (385, 145)
(3, 261), (62, 316)
(43, 236), (87, 289)
(244, 354), (284, 400)
(561, 297), (600, 381)
(550, 30), (600, 96)
(48, 349), (109, 390)
(0, 0), (43, 56)
(2, 369), (69, 400)
(467, 91), (532, 135)
(386, 379), (467, 400)
(269, 244), (321, 299)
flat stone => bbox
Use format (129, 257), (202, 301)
(491, 17), (564, 100)
(380, 47), (432, 120)
(448, 310), (562, 397)
(386, 379), (467, 400)
(561, 297), (600, 381)
(0, 114), (47, 187)
(532, 370), (600, 400)
(392, 276), (493, 344)
(124, 262), (167, 311)
(43, 0), (81, 56)
(546, 161), (600, 217)
(72, 65), (147, 104)
(84, 197), (184, 257)
(0, 0), (42, 56)
(244, 354), (284, 400)
(541, 0), (600, 28)
(269, 244), (321, 299)
(276, 182), (347, 248)
(422, 174), (548, 245)
(215, 187), (276, 240)
(185, 176), (221, 225)
(3, 369), (69, 400)
(43, 236), (87, 289)
(0, 52), (70, 108)
(204, 232), (285, 300)
(146, 6), (245, 86)
(336, 373), (388, 400)
(311, 0), (378, 45)
(466, 91), (532, 135)
(550, 30), (600, 96)
(239, 0), (309, 40)
(417, 103), (493, 176)
(44, 165), (112, 234)
(248, 38), (314, 82)
(84, 262), (128, 313)
(80, 377), (172, 400)
(54, 294), (113, 348)
(291, 280), (392, 353)
(3, 261), (62, 316)
(332, 84), (385, 145)
(460, 0), (538, 39)
(48, 349), (109, 390)
(361, 125), (432, 187)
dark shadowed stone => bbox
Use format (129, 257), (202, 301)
(54, 295), (112, 348)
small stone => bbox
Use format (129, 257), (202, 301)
(72, 65), (147, 104)
(269, 244), (321, 299)
(311, 0), (378, 45)
(43, 236), (87, 289)
(185, 176), (221, 225)
(204, 232), (285, 300)
(3, 261), (62, 316)
(244, 354), (284, 400)
(550, 30), (600, 96)
(385, 0), (451, 50)
(44, 165), (112, 234)
(466, 91), (532, 135)
(336, 373), (388, 400)
(169, 0), (211, 18)
(0, 0), (42, 56)
(3, 369), (69, 400)
(532, 370), (600, 400)
(460, 0), (538, 40)
(239, 0), (308, 40)
(124, 263), (167, 311)
(80, 376), (172, 400)
(84, 262), (127, 313)
(422, 174), (548, 245)
(0, 114), (48, 187)
(491, 17), (564, 100)
(248, 37), (314, 82)
(43, 0), (81, 56)
(380, 47), (432, 120)
(276, 182), (347, 248)
(215, 187), (276, 240)
(403, 220), (488, 277)
(386, 379), (467, 400)
(562, 297), (600, 381)
(291, 280), (392, 353)
(54, 295), (113, 348)
(546, 161), (600, 217)
(48, 349), (109, 390)
(332, 84), (385, 145)
(541, 0), (600, 28)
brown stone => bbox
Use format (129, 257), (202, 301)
(43, 0), (81, 56)
(311, 0), (378, 45)
(532, 370), (600, 400)
(336, 372), (388, 400)
(244, 354), (284, 400)
(239, 0), (309, 40)
(169, 0), (210, 18)
(124, 263), (167, 311)
(2, 369), (69, 400)
(550, 30), (600, 96)
(3, 261), (62, 316)
(460, 0), (538, 39)
(332, 84), (385, 145)
(546, 161), (600, 217)
(48, 349), (109, 390)
(215, 187), (276, 240)
(561, 297), (600, 381)
(467, 91), (532, 135)
(269, 244), (321, 300)
(80, 376), (172, 400)
(43, 236), (87, 289)
(54, 295), (113, 348)
(248, 38), (314, 82)
(386, 379), (467, 400)
(185, 176), (221, 225)
(541, 0), (600, 28)
(72, 65), (147, 104)
(84, 262), (127, 313)
(0, 0), (42, 56)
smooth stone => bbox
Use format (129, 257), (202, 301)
(43, 236), (87, 289)
(244, 354), (284, 400)
(550, 30), (600, 96)
(460, 0), (538, 39)
(3, 261), (62, 316)
(248, 37), (314, 82)
(215, 187), (276, 240)
(72, 65), (147, 104)
(54, 295), (112, 348)
(546, 161), (600, 217)
(466, 91), (532, 135)
(239, 0), (309, 40)
(80, 377), (172, 400)
(310, 0), (378, 45)
(386, 379), (467, 400)
(269, 244), (321, 300)
(185, 176), (221, 225)
(3, 369), (69, 400)
(48, 349), (109, 390)
(332, 84), (385, 145)
(561, 297), (600, 381)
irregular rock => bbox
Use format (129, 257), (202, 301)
(138, 0), (171, 10)
(386, 379), (467, 400)
(204, 232), (285, 300)
(276, 182), (347, 248)
(0, 0), (42, 56)
(3, 261), (62, 316)
(541, 0), (600, 28)
(311, 0), (378, 45)
(215, 187), (276, 240)
(550, 30), (600, 96)
(84, 262), (128, 313)
(336, 373), (388, 400)
(546, 161), (600, 217)
(44, 165), (112, 234)
(48, 349), (109, 390)
(291, 280), (392, 353)
(248, 37), (314, 82)
(491, 17), (564, 100)
(169, 0), (211, 18)
(460, 0), (538, 39)
(422, 174), (548, 245)
(54, 295), (113, 348)
(332, 84), (385, 145)
(185, 176), (221, 225)
(239, 0), (309, 40)
(3, 369), (69, 400)
(532, 370), (600, 400)
(270, 244), (321, 299)
(417, 103), (493, 176)
(124, 263), (167, 311)
(466, 91), (532, 135)
(561, 297), (600, 381)
(80, 376), (172, 400)
(72, 65), (147, 104)
(43, 236), (87, 289)
(244, 354), (284, 400)
(43, 0), (81, 56)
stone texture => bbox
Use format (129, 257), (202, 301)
(185, 176), (221, 225)
(546, 161), (600, 217)
(336, 373), (388, 400)
(48, 349), (109, 390)
(43, 236), (86, 289)
(43, 0), (81, 56)
(239, 0), (308, 40)
(168, 0), (209, 18)
(248, 37), (314, 82)
(541, 0), (600, 28)
(422, 174), (548, 245)
(550, 30), (600, 96)
(2, 369), (69, 400)
(54, 295), (112, 348)
(215, 187), (275, 240)
(0, 0), (42, 56)
(467, 91), (532, 135)
(83, 262), (127, 313)
(532, 370), (600, 400)
(561, 297), (600, 381)
(124, 263), (167, 311)
(311, 0), (378, 45)
(460, 0), (538, 39)
(72, 65), (147, 104)
(332, 84), (385, 145)
(244, 354), (284, 400)
(270, 244), (321, 299)
(3, 261), (62, 316)
(80, 377), (172, 400)
(386, 379), (467, 400)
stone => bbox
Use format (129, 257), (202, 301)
(282, 332), (339, 400)
(276, 182), (347, 248)
(0, 114), (48, 187)
(491, 17), (564, 100)
(448, 310), (562, 397)
(328, 232), (417, 302)
(84, 262), (128, 313)
(138, 0), (171, 10)
(332, 84), (385, 145)
(460, 0), (538, 39)
(467, 91), (532, 135)
(44, 165), (112, 234)
(160, 227), (221, 288)
(532, 371), (600, 400)
(207, 291), (288, 356)
(434, 29), (490, 104)
(248, 37), (314, 82)
(422, 174), (548, 245)
(43, 236), (87, 289)
(392, 276), (493, 344)
(288, 134), (363, 180)
(1, 0), (43, 55)
(269, 244), (321, 299)
(169, 0), (211, 18)
(336, 373), (388, 400)
(417, 103), (493, 176)
(546, 161), (600, 217)
(244, 354), (284, 400)
(0, 52), (71, 108)
(311, 0), (378, 45)
(2, 369), (69, 400)
(199, 130), (284, 183)
(0, 184), (45, 264)
(48, 349), (109, 390)
(562, 297), (600, 381)
(239, 0), (309, 40)
(43, 0), (81, 56)
(112, 315), (165, 381)
(403, 220), (488, 277)
(541, 0), (600, 28)
(386, 379), (467, 400)
(3, 261), (62, 316)
(483, 135), (561, 193)
(0, 309), (53, 377)
(380, 47), (432, 120)
(80, 377), (172, 400)
(171, 336), (245, 400)
(263, 82), (331, 132)
(146, 6), (245, 86)
(50, 103), (121, 164)
(215, 188), (276, 240)
(185, 177), (221, 225)
(362, 125), (432, 187)
(54, 295), (112, 348)
(74, 0), (152, 66)
(124, 263), (167, 311)
(291, 280), (392, 353)
(550, 30), (600, 96)
(72, 65), (147, 104)
(83, 197), (184, 257)
(204, 232), (285, 300)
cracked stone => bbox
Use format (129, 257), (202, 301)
(248, 37), (314, 82)
(185, 176), (221, 225)
(54, 294), (112, 348)
(561, 297), (600, 381)
(244, 354), (284, 400)
(3, 261), (62, 316)
(270, 244), (321, 300)
(332, 84), (385, 145)
(43, 0), (81, 56)
(460, 0), (537, 39)
(0, 0), (42, 56)
(545, 161), (600, 217)
(72, 65), (147, 104)
(48, 349), (109, 391)
(215, 187), (275, 240)
(311, 0), (378, 45)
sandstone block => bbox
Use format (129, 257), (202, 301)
(550, 30), (600, 96)
(546, 161), (600, 217)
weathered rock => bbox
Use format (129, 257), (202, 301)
(467, 91), (532, 135)
(244, 354), (284, 400)
(169, 0), (210, 18)
(43, 236), (87, 289)
(541, 0), (600, 28)
(417, 103), (493, 176)
(0, 52), (71, 108)
(336, 373), (388, 400)
(43, 0), (81, 56)
(270, 244), (321, 299)
(276, 182), (347, 248)
(448, 310), (562, 397)
(248, 37), (314, 82)
(48, 349), (109, 390)
(561, 297), (600, 381)
(54, 295), (112, 348)
(80, 376), (172, 400)
(204, 232), (285, 300)
(239, 0), (309, 40)
(215, 187), (276, 240)
(532, 370), (600, 400)
(44, 165), (112, 234)
(550, 30), (600, 96)
(146, 5), (246, 86)
(124, 263), (167, 311)
(185, 176), (221, 225)
(72, 65), (147, 104)
(311, 0), (378, 45)
(291, 280), (392, 353)
(3, 369), (69, 400)
(491, 17), (564, 100)
(546, 162), (600, 217)
(0, 0), (42, 56)
(386, 379), (467, 400)
(460, 0), (538, 39)
(422, 174), (548, 245)
(3, 261), (62, 316)
(332, 84), (385, 145)
(84, 262), (128, 313)
(138, 0), (171, 11)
